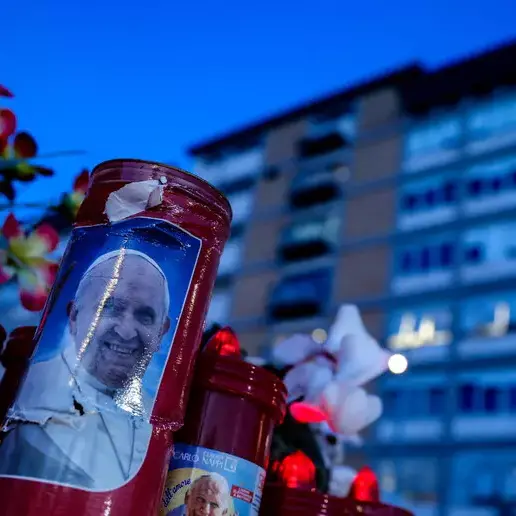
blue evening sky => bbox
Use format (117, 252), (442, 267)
(3, 0), (516, 210)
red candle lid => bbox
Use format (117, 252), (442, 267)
(194, 352), (287, 425)
(90, 158), (232, 221)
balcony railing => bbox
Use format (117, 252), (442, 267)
(194, 148), (263, 187)
(278, 216), (340, 262)
(268, 270), (330, 321)
(290, 167), (344, 209)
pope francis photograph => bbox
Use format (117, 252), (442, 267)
(0, 248), (172, 491)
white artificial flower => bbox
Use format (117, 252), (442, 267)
(320, 381), (383, 436)
(283, 355), (334, 403)
(326, 305), (390, 387)
(272, 334), (319, 367)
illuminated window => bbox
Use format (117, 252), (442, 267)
(460, 292), (516, 338)
(387, 306), (452, 351)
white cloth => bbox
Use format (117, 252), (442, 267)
(8, 331), (152, 490)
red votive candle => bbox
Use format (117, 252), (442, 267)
(161, 341), (287, 516)
(0, 159), (231, 516)
(260, 484), (414, 516)
(260, 483), (339, 516)
(337, 498), (415, 515)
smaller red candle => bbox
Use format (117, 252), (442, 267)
(162, 328), (287, 516)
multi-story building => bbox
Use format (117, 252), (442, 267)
(189, 40), (516, 516)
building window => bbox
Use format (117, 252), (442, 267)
(459, 291), (516, 339)
(398, 174), (458, 230)
(278, 214), (341, 262)
(393, 235), (456, 294)
(290, 162), (347, 209)
(404, 115), (462, 173)
(268, 269), (330, 321)
(463, 154), (516, 215)
(467, 93), (516, 141)
(396, 240), (455, 275)
(387, 305), (452, 351)
(461, 221), (516, 282)
(452, 451), (516, 507)
(457, 370), (516, 415)
(299, 109), (356, 159)
(206, 290), (231, 326)
(382, 385), (446, 419)
(377, 458), (439, 505)
(194, 146), (264, 188)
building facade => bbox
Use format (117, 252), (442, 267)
(190, 41), (516, 516)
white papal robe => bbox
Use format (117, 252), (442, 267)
(0, 331), (153, 491)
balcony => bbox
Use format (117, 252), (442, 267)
(268, 269), (330, 321)
(403, 115), (462, 174)
(299, 113), (355, 161)
(290, 165), (346, 209)
(194, 147), (263, 189)
(278, 215), (340, 263)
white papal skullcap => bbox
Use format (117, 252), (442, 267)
(77, 249), (170, 315)
(192, 472), (230, 496)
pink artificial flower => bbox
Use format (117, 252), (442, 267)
(0, 214), (60, 311)
(0, 109), (16, 140)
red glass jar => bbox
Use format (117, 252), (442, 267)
(260, 484), (414, 516)
(260, 484), (338, 516)
(337, 498), (414, 515)
(0, 160), (231, 516)
(162, 350), (287, 515)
